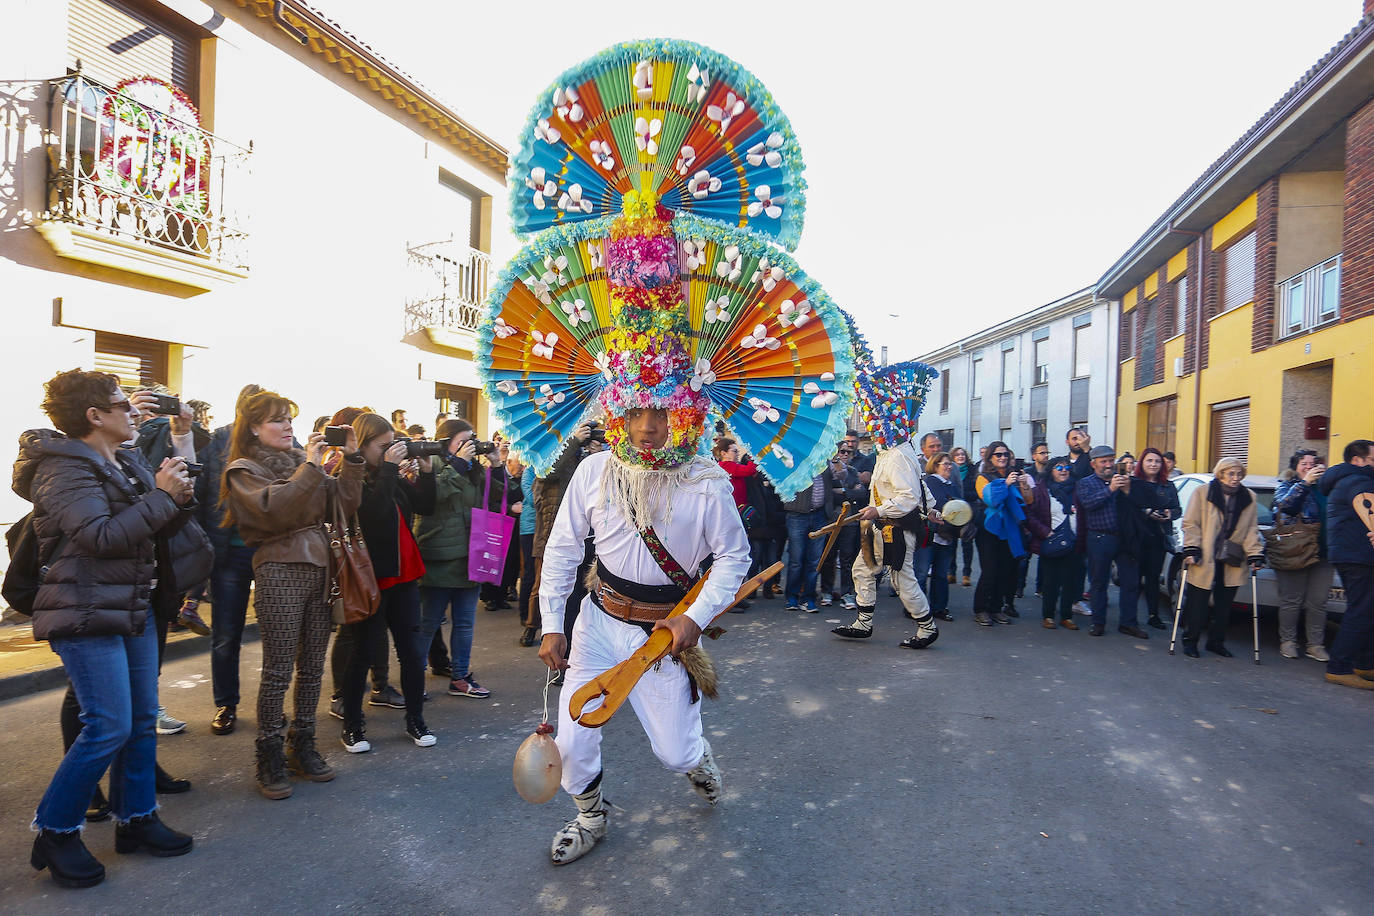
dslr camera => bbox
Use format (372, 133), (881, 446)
(183, 461), (203, 478)
(471, 440), (498, 456)
(393, 437), (446, 458)
(587, 421), (607, 444)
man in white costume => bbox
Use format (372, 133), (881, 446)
(538, 407), (752, 865)
(832, 431), (942, 649)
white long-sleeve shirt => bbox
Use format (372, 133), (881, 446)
(539, 451), (753, 634)
(871, 441), (936, 519)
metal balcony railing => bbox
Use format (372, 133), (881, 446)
(404, 240), (491, 336)
(43, 72), (251, 270)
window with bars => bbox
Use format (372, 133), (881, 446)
(1221, 230), (1257, 313)
(1278, 254), (1340, 338)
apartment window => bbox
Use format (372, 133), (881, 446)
(939, 368), (951, 414)
(1073, 324), (1091, 378)
(1174, 275), (1188, 336)
(1000, 428), (1011, 445)
(1138, 302), (1158, 385)
(971, 358), (983, 399)
(94, 331), (169, 389)
(1030, 419), (1047, 446)
(1221, 230), (1257, 313)
(68, 0), (201, 100)
(1000, 350), (1016, 393)
(936, 430), (954, 451)
(1147, 397), (1178, 455)
(1033, 338), (1050, 385)
(1279, 254), (1341, 338)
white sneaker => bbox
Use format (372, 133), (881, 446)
(156, 707), (187, 735)
(819, 594), (834, 606)
(685, 739), (723, 805)
(841, 593), (857, 609)
(1072, 601), (1091, 617)
(1306, 645), (1330, 662)
(1279, 640), (1299, 659)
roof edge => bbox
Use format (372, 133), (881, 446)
(912, 286), (1098, 364)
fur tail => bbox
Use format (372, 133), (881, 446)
(679, 645), (717, 699)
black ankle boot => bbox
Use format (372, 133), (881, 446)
(155, 763), (191, 794)
(86, 784), (111, 822)
(114, 812), (192, 857)
(31, 829), (105, 887)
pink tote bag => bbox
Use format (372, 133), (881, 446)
(468, 468), (515, 585)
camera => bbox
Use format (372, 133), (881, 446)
(324, 425), (350, 447)
(149, 394), (180, 416)
(471, 440), (498, 456)
(587, 421), (607, 444)
(1012, 458), (1027, 473)
(183, 461), (202, 478)
(394, 437), (445, 458)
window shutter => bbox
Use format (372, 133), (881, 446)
(67, 0), (198, 97)
(94, 331), (168, 390)
(1029, 384), (1048, 421)
(1069, 378), (1090, 424)
(1210, 401), (1250, 466)
(1221, 231), (1256, 312)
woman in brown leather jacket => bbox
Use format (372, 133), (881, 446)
(222, 391), (363, 799)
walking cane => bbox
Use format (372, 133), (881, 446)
(1167, 566), (1188, 655)
(1250, 564), (1262, 666)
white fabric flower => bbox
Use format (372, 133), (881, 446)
(778, 298), (812, 329)
(589, 139), (615, 171)
(704, 295), (731, 324)
(706, 91), (746, 132)
(745, 132), (785, 168)
(553, 86), (583, 123)
(680, 237), (707, 272)
(535, 383), (565, 407)
(747, 184), (783, 219)
(560, 298), (590, 326)
(493, 317), (518, 339)
(750, 256), (785, 291)
(594, 350), (612, 380)
(531, 329), (559, 360)
(557, 183), (593, 214)
(715, 245), (742, 283)
(674, 145), (696, 177)
(587, 242), (604, 270)
(687, 169), (721, 199)
(495, 379), (519, 396)
(541, 255), (568, 285)
(523, 277), (552, 305)
(773, 444), (794, 468)
(534, 118), (560, 145)
(634, 117), (662, 156)
(686, 63), (710, 105)
(738, 324), (780, 350)
(689, 358), (716, 392)
(748, 396), (780, 424)
(633, 61), (654, 100)
(527, 167), (556, 210)
(821, 371), (835, 381)
(804, 381), (839, 409)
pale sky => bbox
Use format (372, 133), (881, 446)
(317, 0), (1361, 358)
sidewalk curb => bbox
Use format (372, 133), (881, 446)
(0, 623), (260, 703)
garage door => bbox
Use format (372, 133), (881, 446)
(1210, 399), (1250, 467)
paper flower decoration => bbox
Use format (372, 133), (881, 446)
(704, 296), (731, 324)
(589, 139), (615, 170)
(690, 358), (716, 391)
(707, 91), (746, 132)
(493, 317), (519, 338)
(688, 169), (722, 199)
(634, 117), (662, 156)
(686, 63), (710, 105)
(748, 185), (783, 219)
(746, 132), (784, 168)
(778, 299), (811, 329)
(560, 298), (590, 326)
(739, 324), (780, 350)
(715, 245), (742, 282)
(749, 397), (780, 424)
(554, 86), (583, 122)
(531, 329), (558, 359)
(527, 167), (556, 210)
(751, 257), (784, 291)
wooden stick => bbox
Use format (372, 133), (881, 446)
(568, 562), (784, 729)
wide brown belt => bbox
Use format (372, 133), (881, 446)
(594, 583), (677, 624)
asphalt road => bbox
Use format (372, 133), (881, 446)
(1, 578), (1371, 915)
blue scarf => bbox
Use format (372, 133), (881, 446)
(982, 477), (1027, 558)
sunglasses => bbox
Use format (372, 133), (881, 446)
(95, 400), (134, 413)
(991, 451), (1011, 458)
(1052, 464), (1071, 471)
(837, 449), (854, 455)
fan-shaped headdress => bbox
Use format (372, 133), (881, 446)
(855, 358), (938, 450)
(477, 39), (855, 499)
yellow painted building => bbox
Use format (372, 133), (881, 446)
(1101, 17), (1374, 475)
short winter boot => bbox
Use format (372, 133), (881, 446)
(255, 735), (293, 800)
(114, 812), (193, 857)
(551, 776), (608, 865)
(86, 784), (111, 822)
(31, 829), (105, 888)
(832, 608), (875, 639)
(286, 726), (335, 782)
(685, 738), (723, 805)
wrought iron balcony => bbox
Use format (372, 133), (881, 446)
(404, 240), (491, 338)
(40, 72), (251, 285)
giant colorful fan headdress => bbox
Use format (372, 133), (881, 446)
(477, 39), (855, 498)
(855, 359), (939, 450)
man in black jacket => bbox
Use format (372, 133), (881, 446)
(819, 449), (865, 608)
(1318, 439), (1374, 689)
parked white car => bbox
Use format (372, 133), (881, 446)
(1166, 473), (1345, 618)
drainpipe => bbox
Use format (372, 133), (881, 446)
(1169, 224), (1205, 469)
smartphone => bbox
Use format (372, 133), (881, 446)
(324, 425), (350, 446)
(150, 393), (180, 416)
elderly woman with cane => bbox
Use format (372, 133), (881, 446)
(1178, 457), (1264, 658)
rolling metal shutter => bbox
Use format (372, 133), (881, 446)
(1221, 231), (1256, 313)
(1210, 400), (1250, 467)
(1069, 378), (1090, 424)
(67, 0), (198, 97)
(95, 331), (168, 390)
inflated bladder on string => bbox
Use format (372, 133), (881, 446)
(513, 724), (562, 804)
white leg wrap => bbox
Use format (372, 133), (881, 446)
(551, 780), (608, 865)
(685, 738), (722, 805)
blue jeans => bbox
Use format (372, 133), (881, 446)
(925, 542), (954, 612)
(37, 609), (159, 831)
(1329, 564), (1374, 675)
(1086, 532), (1140, 629)
(420, 584), (481, 679)
(210, 544), (256, 707)
(785, 510), (827, 605)
(912, 543), (933, 593)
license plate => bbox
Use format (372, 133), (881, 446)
(1328, 587), (1345, 603)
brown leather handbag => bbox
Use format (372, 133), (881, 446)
(325, 491), (379, 625)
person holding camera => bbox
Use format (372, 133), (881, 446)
(921, 452), (964, 621)
(222, 391), (363, 798)
(1178, 457), (1264, 658)
(414, 418), (494, 696)
(1273, 448), (1331, 660)
(338, 413), (437, 751)
(21, 370), (206, 887)
(970, 442), (1031, 626)
(1026, 456), (1082, 629)
(1128, 448), (1181, 630)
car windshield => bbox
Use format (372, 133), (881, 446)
(1171, 477), (1275, 526)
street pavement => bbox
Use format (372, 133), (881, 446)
(1, 578), (1371, 914)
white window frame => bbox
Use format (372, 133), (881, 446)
(1278, 254), (1341, 339)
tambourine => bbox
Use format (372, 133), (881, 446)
(941, 499), (973, 527)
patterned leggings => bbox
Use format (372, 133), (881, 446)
(254, 563), (332, 738)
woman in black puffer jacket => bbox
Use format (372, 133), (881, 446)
(16, 370), (210, 888)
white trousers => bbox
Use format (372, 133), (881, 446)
(851, 535), (932, 621)
(555, 598), (705, 794)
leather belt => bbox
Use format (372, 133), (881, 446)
(593, 582), (677, 624)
